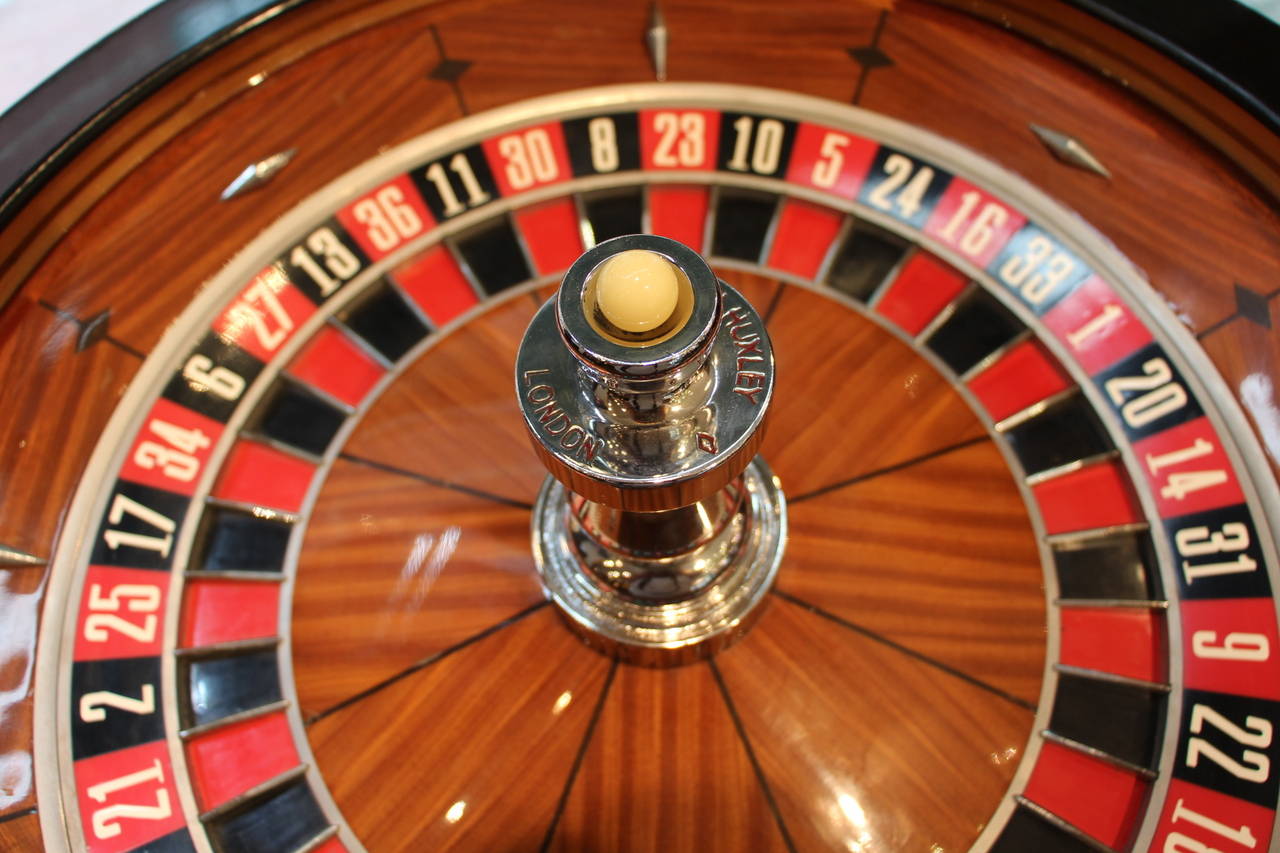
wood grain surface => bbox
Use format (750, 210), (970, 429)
(759, 284), (988, 498)
(0, 0), (478, 319)
(4, 0), (1274, 374)
(13, 0), (1275, 365)
(291, 272), (1040, 848)
(291, 457), (542, 719)
(716, 596), (1034, 851)
(342, 293), (545, 507)
(933, 0), (1280, 206)
(867, 3), (1280, 336)
(0, 812), (42, 850)
(0, 299), (138, 560)
(1199, 302), (1280, 484)
(0, 300), (134, 820)
(548, 659), (790, 852)
(307, 607), (610, 851)
(780, 439), (1046, 705)
(714, 269), (780, 323)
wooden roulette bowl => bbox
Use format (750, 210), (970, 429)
(1, 1), (1278, 850)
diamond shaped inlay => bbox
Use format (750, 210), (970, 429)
(77, 310), (111, 352)
(1235, 283), (1272, 329)
(848, 45), (893, 70)
(220, 148), (297, 201)
(1029, 124), (1111, 179)
(429, 58), (472, 83)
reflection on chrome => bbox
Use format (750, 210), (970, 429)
(694, 501), (712, 531)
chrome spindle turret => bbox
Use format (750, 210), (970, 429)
(515, 234), (786, 664)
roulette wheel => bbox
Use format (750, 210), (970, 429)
(1, 0), (1278, 850)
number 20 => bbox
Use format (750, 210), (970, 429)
(1104, 357), (1187, 428)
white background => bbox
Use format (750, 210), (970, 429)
(1, 1), (1278, 121)
(0, 0), (161, 116)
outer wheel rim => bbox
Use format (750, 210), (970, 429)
(2, 1), (1280, 845)
(20, 78), (1269, 845)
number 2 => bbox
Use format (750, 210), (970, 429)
(80, 685), (156, 722)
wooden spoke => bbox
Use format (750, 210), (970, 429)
(307, 608), (610, 850)
(715, 596), (1035, 852)
(778, 439), (1045, 705)
(342, 294), (547, 506)
(761, 285), (988, 498)
(292, 457), (542, 718)
(548, 661), (792, 852)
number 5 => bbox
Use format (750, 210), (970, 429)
(811, 132), (849, 189)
